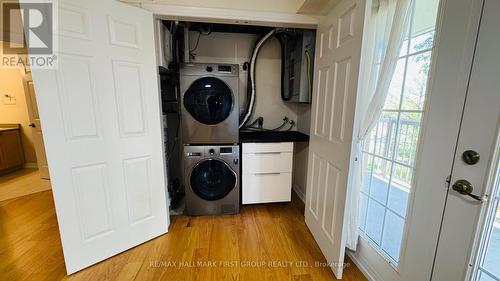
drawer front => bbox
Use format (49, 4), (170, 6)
(242, 142), (293, 154)
(242, 173), (292, 204)
(242, 152), (293, 173)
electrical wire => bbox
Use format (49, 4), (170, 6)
(189, 27), (212, 58)
(305, 49), (312, 102)
(189, 31), (201, 54)
(247, 117), (262, 128)
(167, 111), (181, 157)
(242, 117), (292, 132)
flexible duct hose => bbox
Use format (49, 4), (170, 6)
(239, 28), (292, 128)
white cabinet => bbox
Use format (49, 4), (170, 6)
(242, 142), (294, 204)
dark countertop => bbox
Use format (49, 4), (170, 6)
(239, 130), (309, 143)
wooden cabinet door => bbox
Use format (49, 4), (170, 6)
(0, 130), (25, 169)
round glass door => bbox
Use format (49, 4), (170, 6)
(190, 159), (236, 201)
(183, 77), (233, 125)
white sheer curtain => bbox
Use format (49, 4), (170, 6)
(345, 0), (414, 251)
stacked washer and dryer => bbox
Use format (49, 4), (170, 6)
(180, 63), (240, 215)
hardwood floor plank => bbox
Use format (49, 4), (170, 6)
(0, 189), (367, 281)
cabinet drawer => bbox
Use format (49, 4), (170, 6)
(242, 152), (293, 173)
(242, 142), (293, 154)
(242, 173), (292, 204)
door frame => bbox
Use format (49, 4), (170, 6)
(136, 3), (319, 28)
(466, 130), (500, 281)
(347, 0), (484, 280)
(21, 68), (50, 178)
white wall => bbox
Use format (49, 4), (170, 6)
(189, 31), (301, 128)
(188, 30), (311, 201)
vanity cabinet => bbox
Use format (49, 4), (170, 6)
(0, 128), (25, 172)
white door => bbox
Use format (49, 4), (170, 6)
(304, 0), (366, 278)
(20, 0), (169, 274)
(432, 0), (500, 279)
(22, 70), (50, 179)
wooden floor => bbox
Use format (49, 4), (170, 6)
(0, 169), (51, 202)
(0, 190), (367, 281)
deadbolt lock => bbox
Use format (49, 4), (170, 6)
(462, 150), (480, 165)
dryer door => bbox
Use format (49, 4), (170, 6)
(190, 159), (237, 201)
(183, 77), (233, 125)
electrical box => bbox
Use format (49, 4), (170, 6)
(282, 30), (315, 103)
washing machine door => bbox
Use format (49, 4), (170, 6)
(183, 77), (233, 125)
(190, 159), (236, 201)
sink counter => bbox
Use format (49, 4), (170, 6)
(239, 130), (309, 143)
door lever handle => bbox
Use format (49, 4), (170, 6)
(452, 179), (484, 201)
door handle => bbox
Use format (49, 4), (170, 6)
(451, 179), (484, 201)
(29, 123), (36, 128)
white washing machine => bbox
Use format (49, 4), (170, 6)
(183, 145), (240, 215)
(180, 63), (239, 144)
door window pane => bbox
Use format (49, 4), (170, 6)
(370, 157), (392, 204)
(362, 154), (374, 193)
(373, 111), (398, 159)
(359, 194), (369, 231)
(395, 112), (422, 166)
(384, 59), (405, 110)
(388, 181), (410, 218)
(482, 222), (500, 277)
(402, 53), (431, 110)
(392, 163), (413, 189)
(382, 211), (405, 261)
(366, 199), (386, 244)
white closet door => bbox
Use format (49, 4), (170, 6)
(304, 0), (366, 279)
(21, 0), (169, 274)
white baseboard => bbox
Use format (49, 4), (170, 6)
(23, 163), (38, 169)
(346, 251), (380, 281)
(292, 185), (306, 203)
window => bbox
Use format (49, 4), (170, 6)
(475, 165), (500, 281)
(358, 0), (439, 265)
